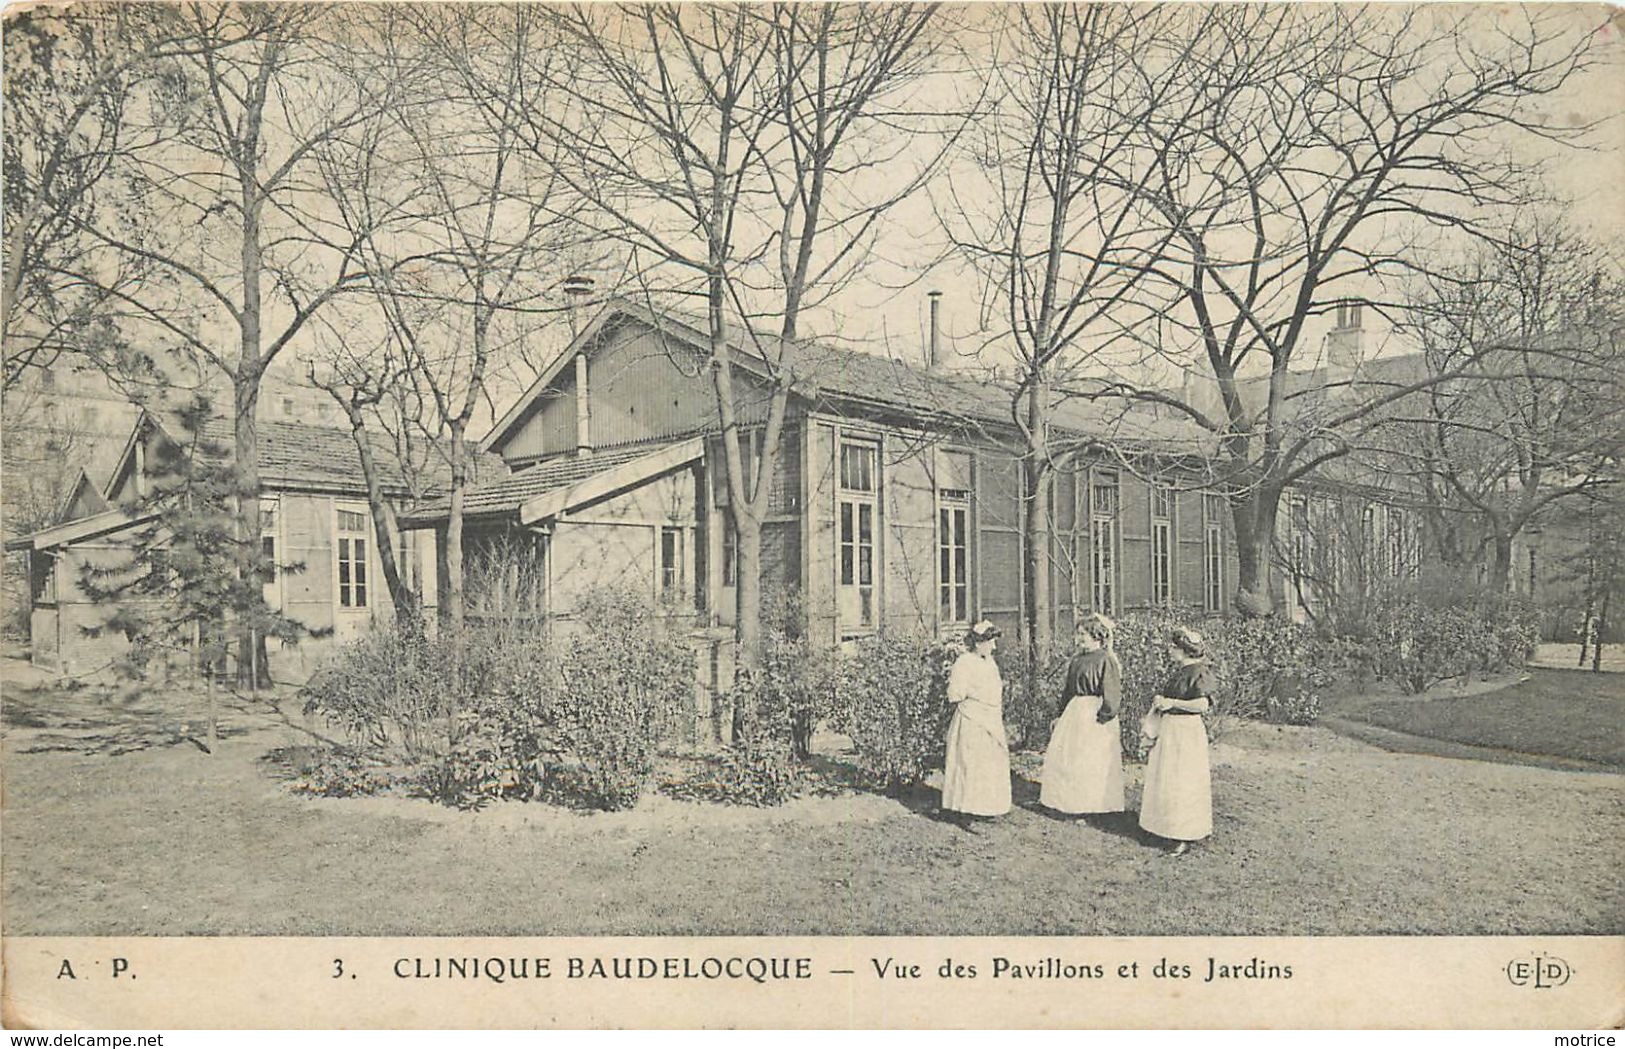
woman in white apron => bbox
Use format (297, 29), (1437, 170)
(941, 620), (1011, 825)
(1139, 626), (1217, 855)
(1040, 612), (1125, 815)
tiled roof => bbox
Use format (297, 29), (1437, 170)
(400, 438), (690, 524)
(149, 414), (507, 498)
(601, 301), (1210, 451)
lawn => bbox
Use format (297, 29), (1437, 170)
(2, 666), (1621, 937)
(1328, 668), (1625, 769)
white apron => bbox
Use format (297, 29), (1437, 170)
(1138, 713), (1212, 841)
(941, 652), (1011, 816)
(1040, 694), (1125, 814)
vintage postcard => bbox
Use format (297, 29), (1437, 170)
(2, 0), (1621, 1031)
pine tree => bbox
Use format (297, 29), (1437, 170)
(79, 396), (308, 743)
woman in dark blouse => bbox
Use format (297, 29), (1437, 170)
(1040, 613), (1124, 815)
(1138, 626), (1216, 854)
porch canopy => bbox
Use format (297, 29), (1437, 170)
(5, 506), (157, 553)
(398, 435), (704, 530)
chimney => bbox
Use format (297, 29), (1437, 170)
(574, 353), (591, 455)
(928, 290), (943, 370)
(1326, 301), (1365, 379)
(564, 275), (595, 455)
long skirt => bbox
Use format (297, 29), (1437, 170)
(941, 710), (1012, 816)
(1138, 714), (1212, 841)
(1040, 695), (1125, 814)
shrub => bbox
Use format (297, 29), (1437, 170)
(833, 633), (955, 793)
(1473, 591), (1541, 672)
(709, 667), (804, 807)
(718, 740), (804, 806)
(552, 587), (688, 810)
(285, 747), (396, 798)
(414, 695), (558, 810)
(300, 623), (556, 765)
(301, 587), (695, 811)
(1262, 689), (1322, 726)
(1112, 609), (1335, 747)
(1210, 615), (1336, 724)
(997, 640), (1072, 751)
(300, 627), (461, 763)
(750, 588), (841, 759)
(1366, 584), (1540, 693)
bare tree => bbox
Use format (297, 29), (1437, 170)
(1562, 479), (1625, 671)
(1, 4), (227, 387)
(306, 348), (420, 630)
(940, 4), (1205, 658)
(338, 4), (578, 634)
(77, 4), (417, 683)
(509, 2), (945, 663)
(1084, 5), (1599, 613)
(1393, 218), (1625, 587)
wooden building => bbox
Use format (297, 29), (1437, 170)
(6, 410), (486, 680)
(402, 300), (1240, 650)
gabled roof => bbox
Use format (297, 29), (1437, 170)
(400, 436), (699, 527)
(484, 297), (1207, 455)
(57, 468), (111, 523)
(105, 410), (507, 503)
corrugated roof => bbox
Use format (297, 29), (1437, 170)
(400, 438), (690, 525)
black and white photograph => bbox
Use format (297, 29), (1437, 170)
(1, 0), (1621, 1030)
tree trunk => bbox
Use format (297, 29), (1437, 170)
(1486, 532), (1514, 592)
(446, 418), (468, 634)
(343, 401), (417, 631)
(232, 59), (273, 689)
(1230, 483), (1283, 616)
(233, 372), (270, 687)
(1022, 449), (1052, 739)
(734, 510), (763, 667)
(205, 665), (218, 755)
(703, 251), (764, 669)
(1593, 587), (1611, 673)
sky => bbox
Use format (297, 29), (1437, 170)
(91, 2), (1625, 440)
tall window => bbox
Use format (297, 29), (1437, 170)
(1335, 302), (1363, 329)
(1150, 482), (1173, 607)
(1204, 494), (1224, 612)
(1090, 472), (1118, 613)
(336, 508), (369, 608)
(838, 441), (878, 631)
(660, 526), (683, 600)
(938, 488), (970, 625)
(1528, 547), (1538, 597)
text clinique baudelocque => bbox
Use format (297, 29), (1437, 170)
(387, 954), (1292, 985)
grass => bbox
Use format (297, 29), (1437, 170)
(1329, 669), (1625, 769)
(2, 668), (1622, 937)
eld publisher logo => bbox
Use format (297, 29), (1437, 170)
(1506, 954), (1572, 989)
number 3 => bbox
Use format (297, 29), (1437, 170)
(333, 958), (345, 979)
